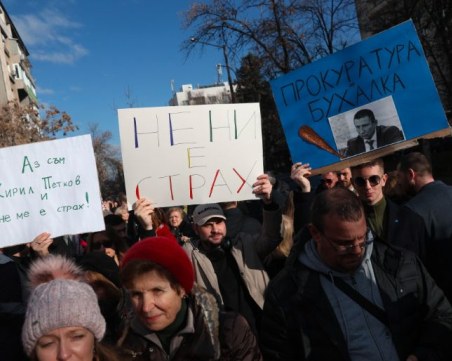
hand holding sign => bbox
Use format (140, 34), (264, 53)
(291, 163), (312, 192)
(133, 198), (155, 231)
(30, 232), (53, 257)
(252, 174), (273, 205)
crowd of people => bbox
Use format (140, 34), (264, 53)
(1, 151), (452, 360)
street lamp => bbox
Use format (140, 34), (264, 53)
(190, 37), (236, 103)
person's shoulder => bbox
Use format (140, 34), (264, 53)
(347, 135), (360, 145)
(372, 240), (419, 266)
(379, 124), (403, 136)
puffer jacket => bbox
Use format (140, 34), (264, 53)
(116, 285), (262, 361)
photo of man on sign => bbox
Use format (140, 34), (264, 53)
(329, 96), (405, 157)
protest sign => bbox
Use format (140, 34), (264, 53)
(271, 20), (449, 170)
(0, 135), (104, 248)
(118, 103), (263, 207)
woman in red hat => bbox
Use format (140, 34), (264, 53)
(116, 236), (262, 361)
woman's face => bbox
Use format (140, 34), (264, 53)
(35, 326), (95, 361)
(127, 270), (185, 331)
(168, 211), (183, 228)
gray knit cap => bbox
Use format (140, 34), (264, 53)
(21, 279), (106, 356)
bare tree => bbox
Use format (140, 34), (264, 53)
(89, 124), (124, 198)
(182, 0), (359, 77)
(355, 0), (452, 119)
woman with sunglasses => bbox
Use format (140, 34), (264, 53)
(86, 229), (128, 266)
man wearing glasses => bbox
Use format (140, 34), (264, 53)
(260, 188), (452, 361)
(350, 158), (425, 248)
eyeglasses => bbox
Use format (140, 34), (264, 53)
(323, 233), (372, 255)
(321, 179), (334, 185)
(353, 175), (381, 188)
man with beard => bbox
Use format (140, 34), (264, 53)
(260, 188), (452, 361)
(397, 152), (452, 301)
(337, 167), (357, 194)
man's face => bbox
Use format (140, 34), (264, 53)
(354, 116), (376, 140)
(338, 168), (352, 189)
(310, 213), (368, 273)
(352, 165), (387, 205)
(321, 172), (338, 189)
(195, 217), (226, 245)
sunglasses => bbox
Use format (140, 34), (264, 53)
(354, 175), (381, 187)
(92, 239), (114, 250)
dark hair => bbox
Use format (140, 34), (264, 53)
(354, 108), (376, 122)
(310, 188), (364, 232)
(151, 207), (168, 229)
(120, 260), (182, 294)
(398, 152), (432, 176)
(351, 158), (385, 173)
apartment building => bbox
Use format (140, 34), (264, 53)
(169, 82), (237, 106)
(0, 1), (37, 107)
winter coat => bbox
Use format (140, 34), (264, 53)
(182, 207), (282, 309)
(116, 285), (262, 361)
(260, 240), (452, 361)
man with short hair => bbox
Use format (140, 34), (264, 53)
(346, 109), (404, 156)
(316, 171), (339, 193)
(397, 151), (452, 301)
(260, 188), (452, 361)
(338, 167), (357, 194)
(350, 158), (424, 246)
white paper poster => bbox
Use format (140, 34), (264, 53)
(0, 135), (104, 248)
(118, 103), (264, 207)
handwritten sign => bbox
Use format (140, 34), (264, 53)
(0, 135), (105, 248)
(118, 103), (263, 207)
(271, 20), (449, 169)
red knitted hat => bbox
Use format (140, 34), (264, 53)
(120, 237), (194, 294)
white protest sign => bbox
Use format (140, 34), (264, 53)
(0, 135), (105, 248)
(118, 103), (264, 207)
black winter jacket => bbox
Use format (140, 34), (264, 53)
(260, 241), (452, 361)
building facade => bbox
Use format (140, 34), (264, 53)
(169, 82), (236, 106)
(0, 1), (37, 107)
